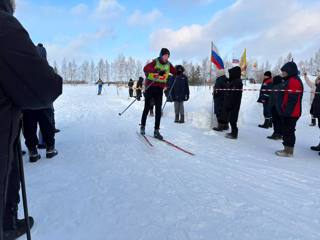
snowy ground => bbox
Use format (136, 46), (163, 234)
(20, 82), (320, 240)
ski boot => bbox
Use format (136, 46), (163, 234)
(140, 125), (146, 135)
(46, 147), (58, 159)
(154, 129), (164, 140)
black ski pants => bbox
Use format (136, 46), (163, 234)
(23, 109), (55, 151)
(141, 86), (163, 130)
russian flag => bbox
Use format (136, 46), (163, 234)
(211, 44), (224, 70)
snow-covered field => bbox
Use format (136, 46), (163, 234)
(21, 82), (320, 240)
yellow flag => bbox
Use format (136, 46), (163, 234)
(240, 48), (247, 73)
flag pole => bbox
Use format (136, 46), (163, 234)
(209, 41), (213, 89)
(210, 41), (214, 129)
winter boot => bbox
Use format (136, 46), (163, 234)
(154, 129), (164, 140)
(222, 124), (229, 131)
(179, 115), (185, 123)
(213, 123), (224, 132)
(310, 118), (316, 127)
(4, 206), (34, 240)
(311, 143), (320, 151)
(46, 147), (58, 159)
(140, 125), (146, 135)
(4, 218), (35, 240)
(29, 149), (41, 163)
(267, 133), (283, 140)
(259, 119), (272, 129)
(275, 146), (294, 157)
(225, 127), (238, 140)
(174, 114), (179, 123)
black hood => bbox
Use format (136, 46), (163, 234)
(228, 66), (241, 80)
(281, 62), (298, 77)
(0, 0), (14, 15)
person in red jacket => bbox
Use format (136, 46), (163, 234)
(275, 61), (303, 157)
(140, 48), (176, 140)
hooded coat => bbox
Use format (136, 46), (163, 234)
(224, 66), (243, 123)
(310, 78), (320, 118)
(276, 62), (304, 118)
(0, 0), (62, 234)
(214, 74), (228, 116)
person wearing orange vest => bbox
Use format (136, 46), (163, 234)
(140, 48), (176, 140)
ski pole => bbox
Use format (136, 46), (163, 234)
(17, 127), (32, 240)
(118, 81), (155, 116)
(118, 98), (138, 116)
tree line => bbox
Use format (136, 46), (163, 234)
(52, 49), (320, 85)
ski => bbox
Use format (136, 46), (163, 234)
(136, 132), (154, 148)
(148, 136), (195, 156)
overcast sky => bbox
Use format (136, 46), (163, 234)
(15, 0), (320, 64)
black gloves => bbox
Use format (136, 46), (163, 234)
(159, 70), (166, 76)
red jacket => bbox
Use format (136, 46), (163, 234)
(143, 58), (176, 89)
(278, 76), (304, 118)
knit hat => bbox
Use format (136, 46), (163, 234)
(264, 71), (272, 78)
(159, 48), (170, 58)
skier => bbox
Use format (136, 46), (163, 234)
(224, 66), (243, 139)
(140, 48), (176, 140)
(213, 69), (229, 131)
(275, 61), (304, 157)
(169, 65), (190, 123)
(257, 71), (273, 128)
(95, 78), (104, 95)
(303, 72), (318, 126)
(128, 79), (134, 98)
(267, 75), (285, 140)
(0, 0), (63, 238)
(136, 77), (144, 101)
(309, 76), (320, 153)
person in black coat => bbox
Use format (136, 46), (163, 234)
(0, 0), (63, 238)
(213, 69), (229, 131)
(257, 71), (273, 128)
(267, 75), (285, 140)
(310, 76), (320, 154)
(224, 66), (243, 139)
(136, 77), (143, 101)
(128, 79), (134, 98)
(170, 65), (190, 123)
